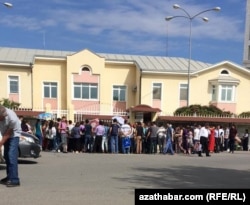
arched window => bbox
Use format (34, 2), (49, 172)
(82, 67), (90, 72)
(220, 69), (229, 75)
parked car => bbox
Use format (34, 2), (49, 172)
(0, 131), (41, 160)
(19, 131), (42, 158)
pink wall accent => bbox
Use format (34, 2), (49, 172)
(179, 100), (187, 107)
(72, 100), (100, 110)
(113, 101), (126, 112)
(73, 71), (99, 83)
(152, 99), (161, 109)
(210, 102), (236, 113)
(44, 99), (58, 109)
(9, 94), (19, 102)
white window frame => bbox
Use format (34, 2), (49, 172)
(8, 76), (19, 94)
(179, 83), (187, 101)
(219, 85), (235, 102)
(152, 83), (162, 100)
(211, 85), (217, 101)
(113, 85), (126, 101)
(73, 83), (98, 100)
(43, 82), (58, 98)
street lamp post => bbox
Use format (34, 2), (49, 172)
(165, 4), (220, 107)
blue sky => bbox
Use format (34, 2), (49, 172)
(0, 0), (246, 65)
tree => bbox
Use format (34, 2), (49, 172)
(0, 98), (21, 109)
(174, 104), (233, 116)
(238, 111), (250, 118)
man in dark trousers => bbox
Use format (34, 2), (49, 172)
(199, 123), (211, 157)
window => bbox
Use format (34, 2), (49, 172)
(82, 67), (90, 72)
(113, 85), (126, 101)
(44, 82), (57, 98)
(153, 83), (161, 100)
(9, 76), (19, 94)
(212, 85), (217, 101)
(220, 70), (229, 75)
(180, 84), (187, 100)
(220, 85), (233, 102)
(74, 83), (98, 99)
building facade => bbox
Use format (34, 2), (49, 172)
(1, 47), (250, 125)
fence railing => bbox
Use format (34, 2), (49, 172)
(160, 112), (250, 119)
(13, 107), (250, 120)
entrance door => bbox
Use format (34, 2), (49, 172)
(143, 112), (152, 123)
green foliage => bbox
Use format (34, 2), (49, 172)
(174, 104), (233, 116)
(238, 111), (250, 118)
(0, 98), (21, 109)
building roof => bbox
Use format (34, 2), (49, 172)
(127, 104), (161, 113)
(0, 47), (212, 73)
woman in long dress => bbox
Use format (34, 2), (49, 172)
(208, 126), (215, 153)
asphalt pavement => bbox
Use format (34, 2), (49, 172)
(0, 151), (249, 205)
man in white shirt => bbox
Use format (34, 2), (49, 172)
(198, 123), (211, 157)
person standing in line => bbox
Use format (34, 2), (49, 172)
(198, 123), (211, 157)
(242, 129), (249, 151)
(186, 126), (194, 155)
(93, 120), (105, 153)
(83, 119), (93, 153)
(70, 122), (82, 153)
(134, 121), (144, 154)
(21, 119), (29, 133)
(34, 118), (43, 147)
(26, 120), (33, 134)
(163, 123), (174, 155)
(57, 116), (68, 153)
(109, 118), (120, 154)
(174, 125), (185, 154)
(208, 125), (215, 153)
(147, 121), (159, 154)
(66, 120), (74, 152)
(224, 126), (230, 152)
(156, 122), (166, 154)
(218, 125), (224, 152)
(193, 124), (201, 154)
(79, 121), (85, 152)
(142, 122), (149, 154)
(102, 122), (110, 153)
(228, 124), (237, 154)
(48, 120), (57, 152)
(119, 120), (132, 154)
(54, 118), (61, 152)
(0, 105), (22, 187)
(42, 120), (49, 151)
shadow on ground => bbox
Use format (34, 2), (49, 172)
(0, 159), (37, 170)
(18, 159), (38, 164)
(114, 165), (250, 189)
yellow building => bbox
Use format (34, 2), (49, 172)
(1, 47), (250, 125)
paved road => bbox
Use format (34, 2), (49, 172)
(0, 151), (249, 205)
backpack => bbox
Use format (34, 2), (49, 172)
(85, 124), (92, 135)
(111, 124), (119, 135)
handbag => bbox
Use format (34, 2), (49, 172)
(46, 129), (54, 140)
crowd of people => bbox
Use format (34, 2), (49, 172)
(19, 116), (250, 156)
